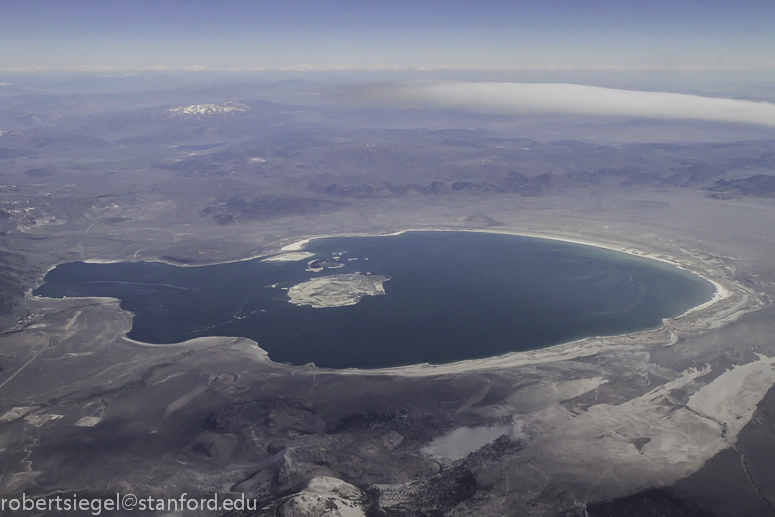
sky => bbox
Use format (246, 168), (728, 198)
(1, 0), (775, 73)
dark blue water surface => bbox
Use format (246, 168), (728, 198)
(34, 232), (714, 369)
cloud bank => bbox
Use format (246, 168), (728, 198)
(355, 82), (775, 126)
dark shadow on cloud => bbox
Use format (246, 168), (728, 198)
(348, 82), (775, 127)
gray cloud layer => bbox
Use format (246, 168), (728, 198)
(356, 82), (775, 126)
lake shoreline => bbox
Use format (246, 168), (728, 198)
(28, 227), (756, 375)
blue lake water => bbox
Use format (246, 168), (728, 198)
(34, 231), (715, 369)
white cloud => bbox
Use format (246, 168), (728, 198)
(355, 82), (775, 127)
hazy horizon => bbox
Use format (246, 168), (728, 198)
(2, 0), (774, 74)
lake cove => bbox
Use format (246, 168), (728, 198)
(34, 231), (715, 369)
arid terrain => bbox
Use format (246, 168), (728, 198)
(2, 79), (775, 515)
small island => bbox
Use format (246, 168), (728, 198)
(287, 273), (391, 308)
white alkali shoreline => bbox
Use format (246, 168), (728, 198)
(34, 227), (761, 378)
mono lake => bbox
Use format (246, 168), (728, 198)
(34, 231), (715, 369)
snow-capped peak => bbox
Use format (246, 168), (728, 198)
(164, 102), (248, 117)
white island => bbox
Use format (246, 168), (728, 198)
(287, 273), (391, 308)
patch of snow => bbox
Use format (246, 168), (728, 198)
(164, 102), (248, 117)
(74, 416), (102, 427)
(503, 377), (608, 413)
(25, 414), (64, 427)
(422, 425), (513, 461)
(281, 476), (365, 517)
(511, 360), (775, 496)
(688, 354), (775, 439)
(164, 386), (208, 416)
(0, 407), (35, 424)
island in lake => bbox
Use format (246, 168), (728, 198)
(287, 272), (391, 308)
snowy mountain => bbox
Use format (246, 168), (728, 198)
(164, 102), (248, 117)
